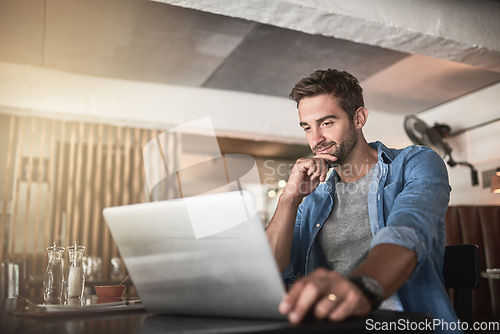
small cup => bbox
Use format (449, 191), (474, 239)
(94, 285), (125, 299)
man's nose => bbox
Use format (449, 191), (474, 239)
(311, 128), (325, 147)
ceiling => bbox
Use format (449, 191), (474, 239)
(1, 0), (499, 112)
(0, 0), (499, 159)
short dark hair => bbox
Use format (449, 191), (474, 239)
(289, 69), (364, 120)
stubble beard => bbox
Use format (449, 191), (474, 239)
(313, 125), (358, 167)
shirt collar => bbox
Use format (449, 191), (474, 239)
(369, 141), (394, 164)
(325, 141), (392, 188)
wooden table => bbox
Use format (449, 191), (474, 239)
(1, 296), (435, 333)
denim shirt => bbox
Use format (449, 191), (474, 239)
(282, 141), (459, 330)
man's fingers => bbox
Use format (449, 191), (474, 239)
(287, 282), (323, 324)
(327, 289), (361, 322)
(319, 159), (328, 182)
(307, 159), (330, 182)
(279, 280), (305, 314)
(313, 153), (337, 163)
(306, 161), (317, 176)
(308, 160), (322, 179)
(294, 156), (334, 183)
(279, 269), (374, 325)
(310, 155), (336, 181)
(314, 293), (341, 319)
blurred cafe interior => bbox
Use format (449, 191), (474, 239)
(0, 0), (499, 326)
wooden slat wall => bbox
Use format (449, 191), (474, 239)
(53, 121), (67, 250)
(0, 116), (17, 263)
(91, 124), (104, 257)
(9, 118), (25, 256)
(0, 115), (155, 288)
(31, 118), (48, 275)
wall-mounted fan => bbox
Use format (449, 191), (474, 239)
(404, 115), (478, 186)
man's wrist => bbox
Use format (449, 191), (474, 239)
(279, 190), (304, 207)
(349, 275), (384, 311)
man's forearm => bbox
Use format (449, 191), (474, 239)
(266, 155), (333, 272)
(265, 193), (302, 272)
(351, 243), (417, 298)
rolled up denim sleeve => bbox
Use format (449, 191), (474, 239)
(370, 147), (451, 278)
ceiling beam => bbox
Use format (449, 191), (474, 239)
(0, 62), (305, 143)
(152, 0), (500, 73)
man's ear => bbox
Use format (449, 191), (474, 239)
(354, 107), (369, 129)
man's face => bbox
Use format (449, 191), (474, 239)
(298, 94), (358, 166)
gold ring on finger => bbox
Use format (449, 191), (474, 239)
(328, 293), (337, 302)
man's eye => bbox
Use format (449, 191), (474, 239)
(303, 127), (310, 132)
(321, 121), (332, 127)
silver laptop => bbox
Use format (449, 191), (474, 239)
(102, 190), (287, 320)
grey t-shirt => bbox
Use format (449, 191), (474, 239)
(318, 166), (374, 276)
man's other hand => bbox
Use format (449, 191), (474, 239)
(278, 268), (372, 323)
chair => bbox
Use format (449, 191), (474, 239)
(442, 244), (479, 325)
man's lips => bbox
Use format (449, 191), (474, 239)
(315, 144), (334, 154)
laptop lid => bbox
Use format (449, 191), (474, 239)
(103, 190), (287, 320)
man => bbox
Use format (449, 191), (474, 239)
(265, 69), (458, 327)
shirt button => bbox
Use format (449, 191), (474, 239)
(378, 194), (381, 201)
(316, 223), (320, 228)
